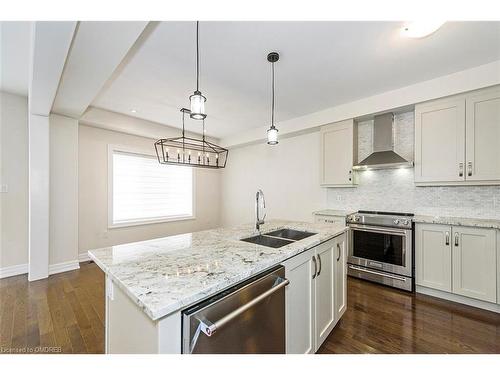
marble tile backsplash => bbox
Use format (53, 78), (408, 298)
(326, 111), (500, 219)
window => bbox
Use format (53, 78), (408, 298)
(109, 149), (194, 227)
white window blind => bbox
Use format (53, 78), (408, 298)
(111, 151), (193, 225)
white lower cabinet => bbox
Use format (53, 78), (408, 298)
(416, 224), (497, 304)
(452, 227), (497, 303)
(283, 247), (316, 354)
(283, 233), (347, 354)
(415, 224), (452, 292)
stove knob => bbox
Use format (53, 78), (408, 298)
(403, 219), (410, 226)
(393, 219), (400, 225)
(354, 216), (360, 222)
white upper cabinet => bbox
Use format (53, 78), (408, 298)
(320, 119), (357, 187)
(415, 97), (466, 183)
(452, 226), (497, 303)
(465, 87), (500, 182)
(415, 85), (500, 185)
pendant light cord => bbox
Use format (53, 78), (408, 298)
(196, 21), (200, 92)
(271, 61), (275, 127)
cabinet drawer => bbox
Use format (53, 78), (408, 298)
(314, 215), (346, 226)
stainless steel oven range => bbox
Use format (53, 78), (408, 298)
(346, 210), (414, 292)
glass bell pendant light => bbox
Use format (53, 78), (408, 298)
(267, 52), (279, 145)
(189, 21), (207, 120)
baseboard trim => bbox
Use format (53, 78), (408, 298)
(0, 263), (28, 279)
(49, 260), (80, 275)
(417, 285), (500, 314)
(78, 252), (90, 263)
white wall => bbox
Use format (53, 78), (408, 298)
(221, 131), (326, 226)
(49, 114), (79, 267)
(78, 123), (221, 254)
(0, 92), (29, 270)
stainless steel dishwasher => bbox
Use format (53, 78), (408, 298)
(182, 265), (288, 354)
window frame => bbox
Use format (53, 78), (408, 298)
(107, 144), (196, 229)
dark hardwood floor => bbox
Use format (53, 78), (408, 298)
(1, 263), (499, 354)
(0, 262), (105, 354)
(319, 277), (500, 354)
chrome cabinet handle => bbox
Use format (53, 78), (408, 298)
(337, 243), (341, 261)
(317, 254), (322, 276)
(198, 277), (290, 337)
(467, 161), (472, 177)
(445, 232), (450, 246)
(312, 256), (317, 279)
(458, 162), (464, 177)
(454, 232), (459, 247)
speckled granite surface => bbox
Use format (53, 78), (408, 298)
(88, 220), (346, 321)
(413, 215), (500, 230)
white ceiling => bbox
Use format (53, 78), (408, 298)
(0, 21), (31, 96)
(92, 21), (500, 139)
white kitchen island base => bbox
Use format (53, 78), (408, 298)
(90, 220), (347, 354)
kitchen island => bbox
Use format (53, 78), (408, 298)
(88, 220), (347, 353)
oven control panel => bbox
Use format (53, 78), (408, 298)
(347, 212), (413, 229)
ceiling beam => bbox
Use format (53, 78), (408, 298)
(51, 21), (148, 119)
(29, 21), (76, 116)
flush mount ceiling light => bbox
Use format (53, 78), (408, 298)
(155, 108), (228, 169)
(189, 21), (207, 120)
(266, 52), (280, 145)
(400, 21), (445, 38)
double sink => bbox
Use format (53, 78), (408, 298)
(241, 228), (317, 248)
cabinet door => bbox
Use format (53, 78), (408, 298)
(314, 239), (336, 351)
(415, 97), (466, 183)
(452, 227), (497, 303)
(465, 87), (500, 182)
(334, 234), (347, 324)
(320, 120), (355, 186)
(283, 248), (315, 354)
(415, 224), (452, 292)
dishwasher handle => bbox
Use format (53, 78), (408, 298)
(199, 277), (289, 337)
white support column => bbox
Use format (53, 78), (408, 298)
(28, 114), (50, 280)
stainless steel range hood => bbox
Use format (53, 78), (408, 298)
(353, 113), (413, 170)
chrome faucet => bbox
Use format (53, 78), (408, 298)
(255, 189), (266, 232)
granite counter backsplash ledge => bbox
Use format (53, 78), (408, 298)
(413, 215), (500, 230)
(88, 220), (346, 321)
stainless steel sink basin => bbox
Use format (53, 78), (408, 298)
(240, 229), (317, 248)
(264, 228), (317, 241)
(240, 235), (294, 248)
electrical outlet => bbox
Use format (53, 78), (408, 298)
(336, 195), (342, 202)
(0, 184), (7, 193)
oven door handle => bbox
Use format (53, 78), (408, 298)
(348, 265), (407, 282)
(348, 224), (409, 236)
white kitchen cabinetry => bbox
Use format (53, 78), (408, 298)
(416, 224), (497, 304)
(465, 87), (500, 182)
(320, 119), (357, 187)
(452, 227), (497, 303)
(334, 236), (347, 323)
(415, 86), (500, 185)
(414, 97), (466, 184)
(283, 233), (347, 354)
(415, 224), (452, 292)
(283, 247), (315, 354)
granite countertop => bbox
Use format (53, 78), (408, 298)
(88, 220), (346, 321)
(313, 209), (352, 217)
(413, 215), (500, 230)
